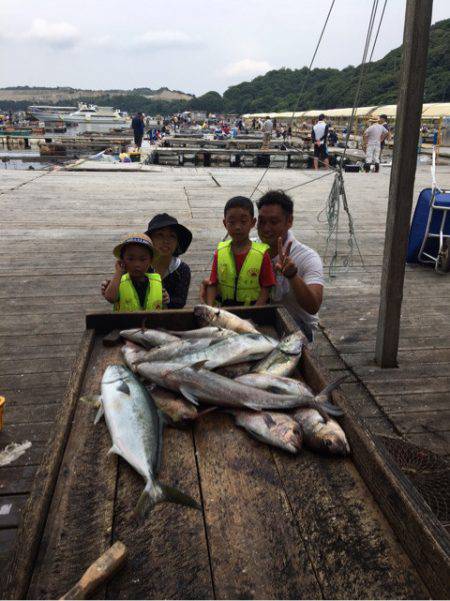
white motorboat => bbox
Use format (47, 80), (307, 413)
(63, 103), (129, 125)
(28, 105), (77, 122)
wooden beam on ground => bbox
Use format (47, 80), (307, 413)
(375, 0), (433, 367)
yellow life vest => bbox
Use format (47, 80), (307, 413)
(114, 273), (163, 312)
(217, 240), (270, 305)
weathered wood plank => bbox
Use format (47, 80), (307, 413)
(194, 412), (322, 599)
(106, 426), (213, 600)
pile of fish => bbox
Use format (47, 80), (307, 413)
(95, 304), (350, 517)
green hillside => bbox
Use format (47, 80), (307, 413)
(1, 18), (448, 115)
(222, 18), (450, 113)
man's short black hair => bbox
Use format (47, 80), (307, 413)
(256, 190), (293, 216)
(380, 114), (388, 120)
(224, 196), (254, 218)
(318, 113), (325, 120)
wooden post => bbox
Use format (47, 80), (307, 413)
(375, 0), (433, 367)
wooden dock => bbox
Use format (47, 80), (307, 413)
(0, 163), (449, 596)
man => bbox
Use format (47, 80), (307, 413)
(262, 116), (273, 148)
(131, 112), (144, 149)
(363, 117), (388, 173)
(312, 114), (329, 170)
(378, 114), (391, 160)
(201, 190), (324, 340)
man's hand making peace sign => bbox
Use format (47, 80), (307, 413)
(274, 237), (298, 279)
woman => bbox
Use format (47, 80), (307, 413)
(145, 213), (192, 308)
(101, 213), (192, 309)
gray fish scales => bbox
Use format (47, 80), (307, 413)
(122, 338), (215, 371)
(120, 328), (180, 349)
(99, 365), (200, 516)
(230, 409), (302, 454)
(252, 331), (306, 377)
(194, 304), (258, 334)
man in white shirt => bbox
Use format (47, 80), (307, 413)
(363, 118), (388, 173)
(256, 190), (324, 340)
(262, 116), (273, 148)
(312, 114), (329, 170)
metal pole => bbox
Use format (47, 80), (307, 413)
(375, 0), (433, 367)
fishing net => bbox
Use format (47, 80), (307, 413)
(377, 435), (450, 528)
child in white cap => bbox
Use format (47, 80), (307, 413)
(104, 233), (163, 311)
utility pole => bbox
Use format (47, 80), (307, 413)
(375, 0), (433, 367)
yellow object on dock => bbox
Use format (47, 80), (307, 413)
(0, 396), (5, 431)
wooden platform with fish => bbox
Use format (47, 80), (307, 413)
(3, 307), (449, 600)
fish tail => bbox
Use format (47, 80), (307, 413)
(134, 479), (200, 519)
(314, 376), (347, 410)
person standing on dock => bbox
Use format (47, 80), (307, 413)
(131, 112), (145, 149)
(262, 116), (273, 148)
(378, 114), (391, 161)
(312, 114), (329, 170)
(363, 117), (388, 172)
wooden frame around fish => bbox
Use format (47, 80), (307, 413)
(3, 305), (449, 599)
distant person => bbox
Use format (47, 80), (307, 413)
(252, 117), (257, 129)
(262, 116), (273, 148)
(131, 112), (145, 148)
(363, 118), (388, 172)
(205, 196), (276, 307)
(328, 128), (338, 147)
(311, 114), (329, 169)
(378, 114), (391, 160)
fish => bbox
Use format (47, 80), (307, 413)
(252, 331), (306, 377)
(175, 332), (278, 370)
(293, 408), (350, 456)
(150, 385), (199, 423)
(137, 361), (338, 414)
(164, 326), (238, 340)
(235, 373), (346, 416)
(122, 338), (216, 371)
(98, 364), (200, 516)
(215, 361), (255, 378)
(120, 328), (180, 349)
(194, 304), (259, 334)
(229, 410), (303, 454)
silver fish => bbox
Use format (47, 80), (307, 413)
(98, 365), (200, 516)
(151, 385), (198, 423)
(120, 328), (180, 349)
(215, 361), (255, 379)
(194, 304), (258, 334)
(235, 373), (346, 417)
(137, 362), (335, 414)
(293, 408), (350, 456)
(175, 332), (277, 370)
(230, 409), (303, 454)
(164, 326), (238, 340)
(122, 338), (215, 371)
(252, 331), (306, 377)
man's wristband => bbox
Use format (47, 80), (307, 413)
(285, 268), (298, 279)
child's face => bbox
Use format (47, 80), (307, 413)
(121, 244), (152, 278)
(149, 227), (178, 257)
(223, 207), (256, 244)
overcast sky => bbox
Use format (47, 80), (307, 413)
(0, 0), (448, 95)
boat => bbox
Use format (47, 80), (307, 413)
(63, 103), (129, 126)
(28, 105), (77, 122)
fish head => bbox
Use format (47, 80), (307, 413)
(316, 422), (350, 456)
(194, 304), (219, 326)
(269, 414), (303, 452)
(103, 363), (130, 383)
(277, 331), (306, 355)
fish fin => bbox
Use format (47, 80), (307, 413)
(179, 385), (200, 406)
(321, 401), (344, 417)
(94, 404), (104, 424)
(263, 412), (277, 428)
(134, 479), (200, 520)
(315, 375), (347, 401)
(191, 360), (208, 371)
(80, 395), (101, 409)
(107, 444), (121, 456)
(194, 406), (218, 420)
(140, 317), (148, 331)
(117, 381), (131, 395)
